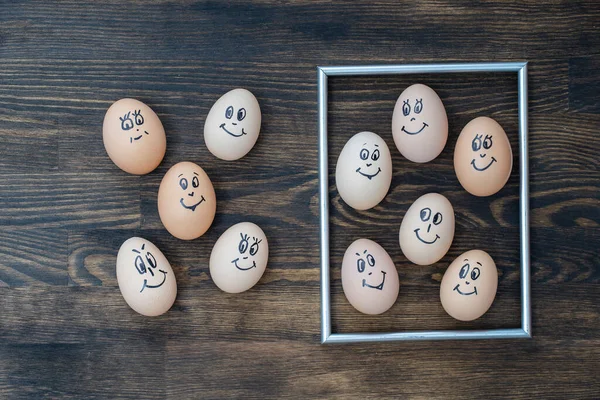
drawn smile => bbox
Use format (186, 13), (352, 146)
(362, 271), (386, 291)
(401, 122), (429, 135)
(414, 228), (440, 244)
(471, 157), (497, 171)
(220, 123), (247, 138)
(232, 258), (257, 271)
(356, 167), (381, 180)
(130, 130), (149, 143)
(140, 270), (167, 293)
(180, 196), (206, 211)
(453, 284), (478, 296)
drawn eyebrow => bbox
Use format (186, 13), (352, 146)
(476, 262), (482, 266)
(355, 252), (360, 256)
(193, 172), (199, 176)
(363, 249), (368, 254)
(363, 142), (367, 146)
(374, 144), (379, 147)
(464, 259), (469, 261)
(178, 174), (183, 177)
(141, 244), (145, 250)
(132, 249), (140, 254)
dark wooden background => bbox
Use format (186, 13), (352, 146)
(1, 1), (598, 398)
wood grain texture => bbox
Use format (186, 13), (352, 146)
(0, 0), (599, 398)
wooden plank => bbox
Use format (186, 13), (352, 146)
(0, 173), (140, 229)
(569, 56), (600, 113)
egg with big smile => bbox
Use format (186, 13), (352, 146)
(335, 131), (392, 210)
(158, 161), (216, 240)
(399, 193), (455, 266)
(210, 222), (269, 293)
(454, 116), (513, 197)
(392, 84), (448, 163)
(341, 238), (399, 315)
(440, 249), (498, 321)
(204, 88), (261, 161)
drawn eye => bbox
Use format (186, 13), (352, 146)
(471, 267), (481, 280)
(366, 254), (375, 267)
(459, 263), (470, 279)
(414, 99), (423, 114)
(237, 108), (246, 121)
(472, 134), (482, 152)
(145, 252), (157, 269)
(371, 149), (380, 161)
(225, 106), (234, 119)
(133, 110), (144, 126)
(433, 212), (443, 225)
(249, 241), (259, 256)
(120, 112), (134, 131)
(360, 148), (369, 160)
(179, 178), (188, 190)
(238, 234), (249, 254)
(192, 176), (199, 188)
(420, 207), (431, 222)
(134, 255), (146, 274)
(402, 100), (410, 116)
(483, 135), (493, 150)
(357, 258), (366, 273)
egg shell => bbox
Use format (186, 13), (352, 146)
(210, 222), (269, 293)
(116, 237), (177, 317)
(454, 116), (513, 197)
(392, 84), (448, 163)
(440, 249), (498, 321)
(103, 98), (166, 175)
(204, 88), (261, 160)
(157, 161), (216, 240)
(399, 193), (455, 266)
(335, 131), (393, 210)
(341, 238), (399, 315)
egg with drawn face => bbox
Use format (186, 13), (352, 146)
(454, 116), (513, 197)
(157, 161), (216, 240)
(399, 193), (455, 266)
(341, 238), (399, 315)
(210, 222), (269, 293)
(116, 237), (177, 317)
(204, 88), (261, 161)
(103, 98), (166, 175)
(392, 84), (448, 163)
(440, 249), (498, 321)
(335, 131), (393, 210)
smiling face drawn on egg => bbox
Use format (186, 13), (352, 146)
(453, 258), (481, 296)
(355, 143), (382, 180)
(470, 133), (497, 171)
(400, 98), (428, 135)
(220, 105), (248, 137)
(231, 232), (262, 271)
(177, 172), (206, 211)
(119, 109), (150, 144)
(413, 206), (443, 244)
(355, 249), (386, 290)
(131, 242), (168, 293)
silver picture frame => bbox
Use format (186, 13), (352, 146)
(318, 62), (530, 344)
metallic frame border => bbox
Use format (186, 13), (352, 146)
(318, 62), (530, 344)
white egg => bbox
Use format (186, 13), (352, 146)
(204, 88), (261, 160)
(335, 131), (393, 210)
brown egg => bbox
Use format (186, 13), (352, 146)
(116, 237), (177, 317)
(454, 117), (513, 196)
(157, 161), (216, 240)
(392, 84), (448, 163)
(341, 238), (399, 315)
(440, 249), (498, 321)
(103, 98), (166, 175)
